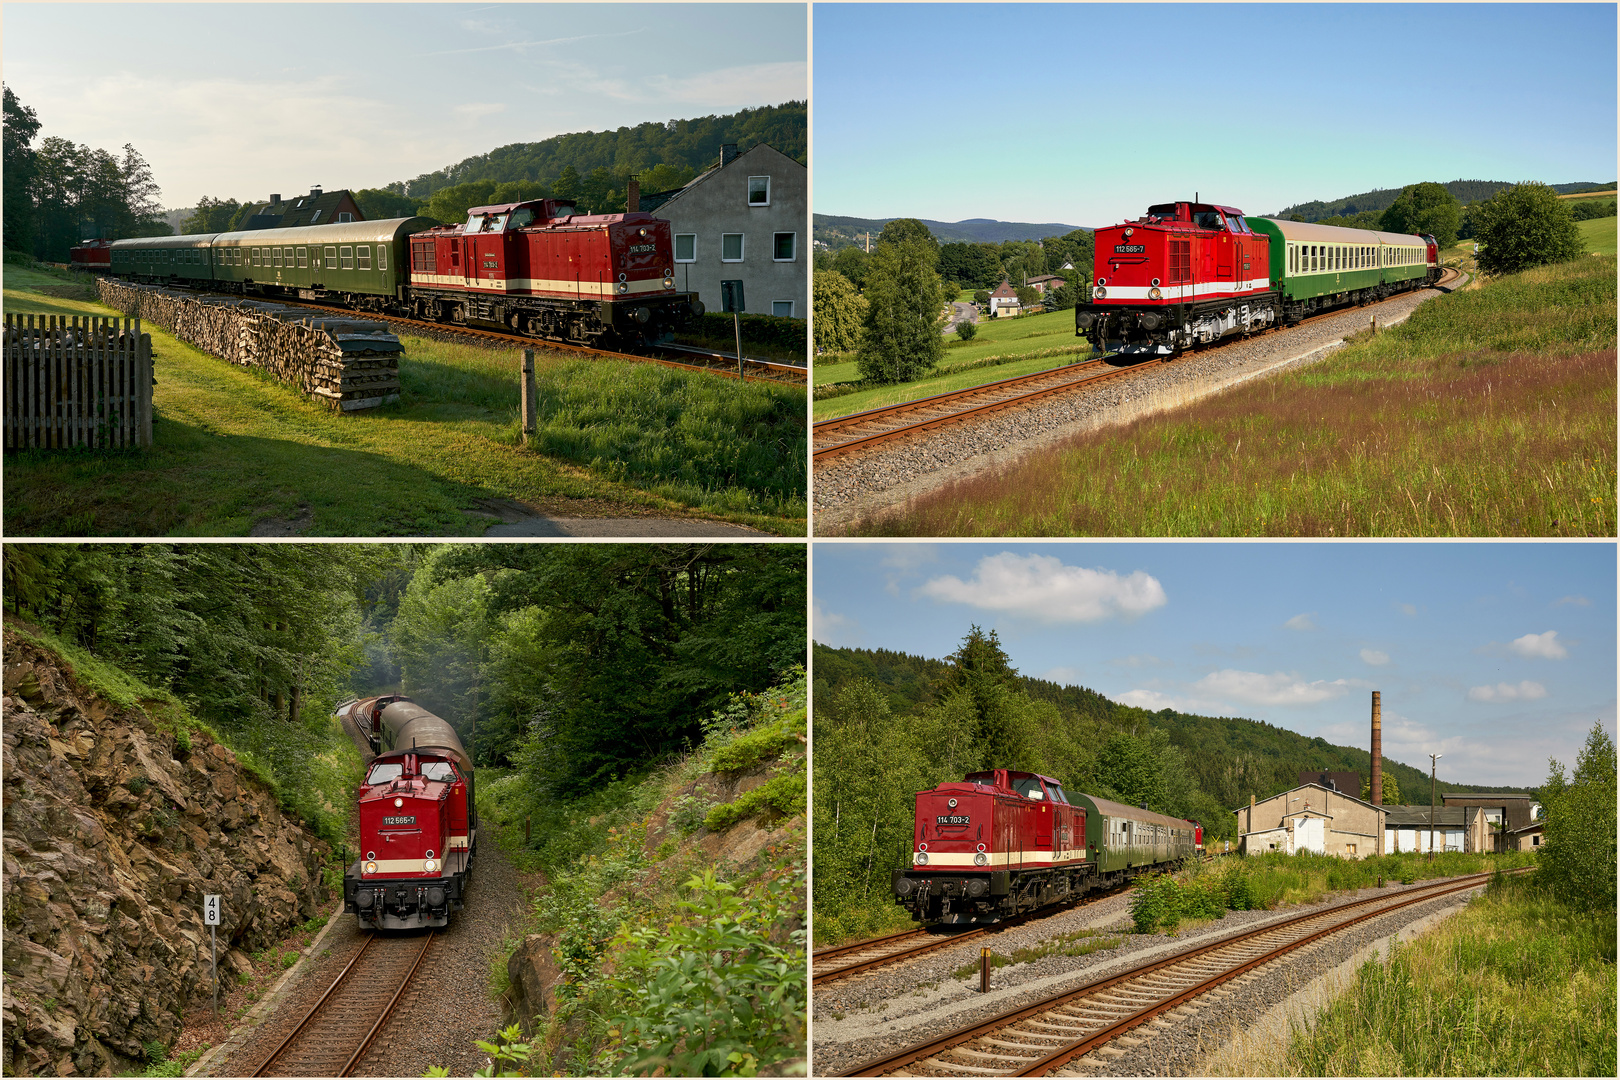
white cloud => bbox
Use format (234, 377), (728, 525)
(1042, 666), (1082, 685)
(1555, 595), (1591, 607)
(1113, 654), (1170, 669)
(1509, 630), (1567, 659)
(1468, 681), (1548, 702)
(1194, 669), (1351, 706)
(1113, 689), (1180, 711)
(1360, 649), (1390, 666)
(1399, 603), (1418, 617)
(1285, 613), (1317, 631)
(918, 553), (1167, 623)
(812, 600), (856, 647)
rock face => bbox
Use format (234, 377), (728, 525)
(1, 631), (331, 1076)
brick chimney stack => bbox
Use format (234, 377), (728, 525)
(627, 179), (640, 213)
(720, 143), (739, 167)
(1371, 691), (1382, 805)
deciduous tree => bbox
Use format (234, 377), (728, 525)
(1537, 722), (1616, 914)
(3, 84), (40, 254)
(813, 269), (866, 353)
(1380, 182), (1461, 247)
(855, 232), (946, 384)
(1472, 182), (1583, 275)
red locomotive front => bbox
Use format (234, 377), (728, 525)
(894, 769), (1089, 924)
(1077, 201), (1276, 356)
(351, 751), (465, 929)
(69, 238), (113, 273)
(407, 199), (701, 345)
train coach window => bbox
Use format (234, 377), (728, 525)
(297, 247), (308, 268)
(284, 247), (294, 266)
(341, 246), (354, 270)
(252, 248), (261, 267)
(358, 246), (372, 271)
(273, 248), (282, 268)
(325, 246), (337, 267)
(675, 234), (695, 262)
(377, 245), (387, 271)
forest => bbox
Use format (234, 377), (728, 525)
(811, 632), (1532, 940)
(1, 543), (806, 842)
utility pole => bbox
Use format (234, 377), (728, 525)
(1429, 753), (1442, 858)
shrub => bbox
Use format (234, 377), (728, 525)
(955, 320), (978, 342)
(704, 770), (805, 832)
(690, 312), (806, 354)
(708, 722), (797, 774)
(1474, 182), (1584, 275)
(1538, 722), (1617, 914)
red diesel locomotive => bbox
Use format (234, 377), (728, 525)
(336, 696), (477, 930)
(893, 769), (1200, 924)
(68, 238), (113, 274)
(406, 198), (703, 344)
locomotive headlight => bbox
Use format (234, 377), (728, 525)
(365, 861), (378, 875)
(424, 859), (439, 873)
(617, 282), (628, 294)
(394, 798), (404, 808)
(663, 277), (674, 289)
(1093, 287), (1106, 299)
(1149, 288), (1162, 300)
(1097, 277), (1106, 286)
(914, 852), (929, 866)
(947, 798), (958, 808)
(1123, 227), (1134, 238)
(974, 853), (989, 866)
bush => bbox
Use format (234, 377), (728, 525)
(690, 312), (806, 354)
(955, 319), (978, 342)
(1474, 182), (1584, 275)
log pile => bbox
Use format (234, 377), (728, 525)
(97, 280), (403, 411)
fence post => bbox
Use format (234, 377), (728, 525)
(520, 349), (536, 444)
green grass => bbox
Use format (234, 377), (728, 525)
(1279, 873), (1615, 1077)
(814, 308), (1090, 418)
(850, 256), (1616, 537)
(1577, 215), (1617, 255)
(3, 266), (805, 535)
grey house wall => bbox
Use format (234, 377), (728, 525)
(658, 144), (807, 319)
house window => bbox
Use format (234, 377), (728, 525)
(772, 300), (794, 317)
(674, 234), (696, 263)
(338, 212), (353, 223)
(297, 247), (308, 268)
(358, 245), (371, 271)
(311, 210), (323, 223)
(747, 176), (769, 206)
(340, 246), (354, 269)
(773, 232), (796, 261)
(721, 233), (744, 262)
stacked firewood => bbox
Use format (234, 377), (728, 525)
(97, 280), (404, 411)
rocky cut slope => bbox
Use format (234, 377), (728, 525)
(2, 627), (331, 1076)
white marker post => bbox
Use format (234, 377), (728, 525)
(204, 894), (221, 1015)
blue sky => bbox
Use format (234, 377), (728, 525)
(813, 3), (1618, 227)
(813, 542), (1617, 789)
(2, 3), (806, 209)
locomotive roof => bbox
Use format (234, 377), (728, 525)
(1253, 217), (1429, 247)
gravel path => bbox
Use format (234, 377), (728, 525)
(812, 284), (1451, 535)
(205, 839), (532, 1077)
(810, 878), (1485, 1077)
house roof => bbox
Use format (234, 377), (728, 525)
(1233, 782), (1381, 815)
(650, 143), (804, 212)
(241, 188), (360, 230)
(1384, 805), (1471, 828)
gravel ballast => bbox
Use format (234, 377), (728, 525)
(813, 284), (1451, 535)
(810, 878), (1485, 1077)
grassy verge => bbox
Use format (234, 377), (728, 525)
(3, 266), (805, 536)
(1577, 215), (1617, 256)
(813, 308), (1091, 417)
(468, 672), (807, 1077)
(1276, 871), (1615, 1076)
(850, 255), (1615, 536)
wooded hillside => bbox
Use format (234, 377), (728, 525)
(1275, 179), (1617, 221)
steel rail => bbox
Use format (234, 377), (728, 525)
(251, 934), (379, 1077)
(339, 931), (436, 1076)
(814, 928), (988, 987)
(813, 927), (929, 963)
(812, 268), (1460, 463)
(839, 869), (1521, 1077)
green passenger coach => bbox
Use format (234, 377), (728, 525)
(1249, 217), (1440, 322)
(208, 217), (434, 308)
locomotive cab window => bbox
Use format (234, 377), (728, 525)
(367, 762), (404, 784)
(421, 760), (456, 782)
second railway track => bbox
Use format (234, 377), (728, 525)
(835, 869), (1516, 1077)
(249, 930), (434, 1077)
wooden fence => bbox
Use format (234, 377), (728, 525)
(4, 314), (154, 449)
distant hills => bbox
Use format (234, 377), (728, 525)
(1274, 180), (1616, 222)
(814, 213), (1088, 249)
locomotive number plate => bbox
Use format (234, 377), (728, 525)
(1113, 244), (1146, 254)
(935, 815), (971, 825)
(382, 815), (417, 826)
(628, 243), (657, 254)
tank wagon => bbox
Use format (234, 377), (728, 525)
(335, 695), (477, 930)
(105, 198), (703, 348)
(1077, 199), (1440, 356)
(892, 768), (1199, 924)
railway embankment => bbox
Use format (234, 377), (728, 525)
(1, 623), (331, 1077)
(486, 670), (808, 1076)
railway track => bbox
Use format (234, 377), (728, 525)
(812, 267), (1463, 462)
(815, 927), (985, 986)
(248, 931), (433, 1077)
(838, 869), (1515, 1077)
